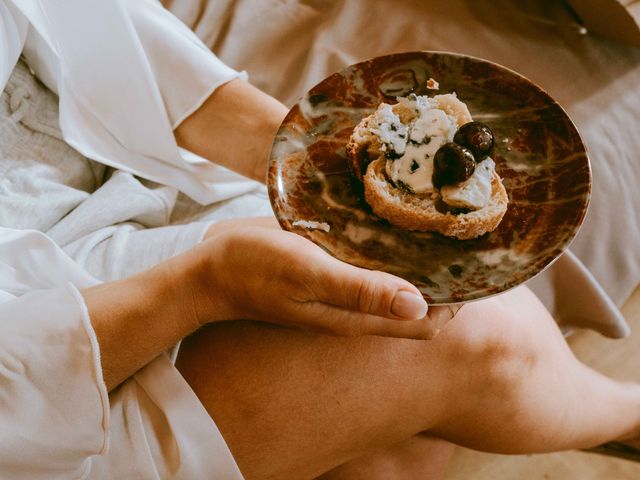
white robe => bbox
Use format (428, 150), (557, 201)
(0, 1), (253, 477)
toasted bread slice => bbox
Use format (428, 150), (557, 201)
(363, 159), (508, 239)
(347, 94), (508, 239)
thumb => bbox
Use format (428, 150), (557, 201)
(311, 256), (428, 320)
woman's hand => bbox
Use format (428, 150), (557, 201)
(190, 225), (435, 339)
(84, 218), (454, 390)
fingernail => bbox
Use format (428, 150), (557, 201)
(391, 290), (428, 320)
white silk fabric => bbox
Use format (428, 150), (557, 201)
(3, 0), (257, 205)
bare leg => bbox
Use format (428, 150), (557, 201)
(176, 286), (640, 479)
(316, 435), (455, 480)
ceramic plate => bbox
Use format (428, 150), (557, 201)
(267, 51), (591, 304)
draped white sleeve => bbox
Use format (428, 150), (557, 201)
(0, 1), (260, 476)
(8, 0), (259, 205)
(1, 5), (109, 478)
(0, 229), (109, 479)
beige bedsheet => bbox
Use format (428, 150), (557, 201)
(165, 0), (640, 337)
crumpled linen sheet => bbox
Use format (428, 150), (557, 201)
(165, 0), (640, 338)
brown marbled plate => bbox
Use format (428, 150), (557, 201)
(267, 51), (591, 304)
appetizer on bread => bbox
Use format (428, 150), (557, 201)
(346, 93), (508, 240)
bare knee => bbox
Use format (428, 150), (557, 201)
(431, 289), (553, 420)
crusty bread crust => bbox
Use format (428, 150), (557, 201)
(363, 159), (508, 239)
(346, 117), (378, 181)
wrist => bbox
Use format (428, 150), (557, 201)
(83, 260), (202, 390)
(252, 99), (288, 182)
(175, 78), (288, 183)
(169, 233), (236, 328)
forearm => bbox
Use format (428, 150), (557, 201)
(174, 78), (288, 183)
(82, 248), (207, 391)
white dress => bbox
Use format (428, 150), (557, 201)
(0, 1), (264, 477)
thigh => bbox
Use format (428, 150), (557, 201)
(176, 322), (451, 479)
(175, 286), (553, 479)
(178, 286), (640, 477)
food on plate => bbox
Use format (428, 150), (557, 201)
(346, 92), (508, 240)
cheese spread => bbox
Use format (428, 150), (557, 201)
(366, 93), (496, 210)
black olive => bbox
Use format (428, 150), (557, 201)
(453, 121), (494, 161)
(432, 143), (476, 188)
